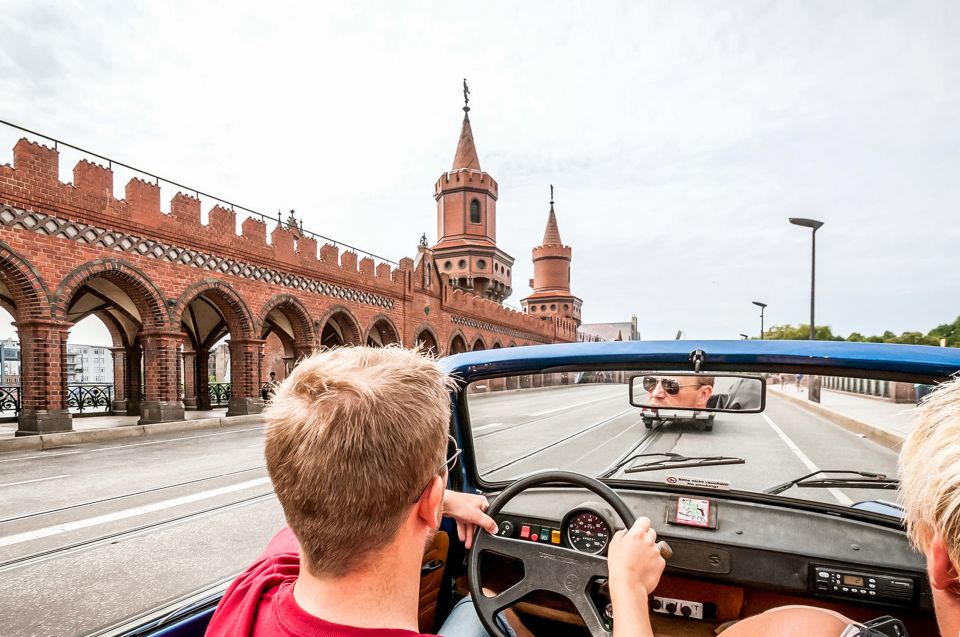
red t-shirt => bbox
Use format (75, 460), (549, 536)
(206, 527), (436, 637)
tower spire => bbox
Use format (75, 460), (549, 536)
(543, 185), (562, 246)
(452, 79), (480, 170)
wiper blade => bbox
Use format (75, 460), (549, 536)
(765, 470), (899, 495)
(623, 453), (745, 474)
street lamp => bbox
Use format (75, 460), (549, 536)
(739, 333), (749, 340)
(752, 301), (767, 340)
(789, 217), (824, 340)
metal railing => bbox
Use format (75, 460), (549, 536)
(68, 384), (113, 414)
(0, 118), (398, 267)
(209, 383), (231, 407)
(0, 385), (21, 414)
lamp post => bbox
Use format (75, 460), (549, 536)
(788, 217), (824, 340)
(739, 333), (749, 340)
(752, 301), (767, 340)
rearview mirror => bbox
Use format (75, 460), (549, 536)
(628, 373), (766, 413)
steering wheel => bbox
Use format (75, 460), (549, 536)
(467, 470), (672, 637)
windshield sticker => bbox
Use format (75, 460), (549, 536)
(675, 497), (711, 528)
(665, 476), (731, 491)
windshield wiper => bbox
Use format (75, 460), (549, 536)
(765, 470), (899, 495)
(604, 452), (745, 475)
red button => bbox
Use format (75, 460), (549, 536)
(520, 525), (531, 539)
(530, 533), (539, 542)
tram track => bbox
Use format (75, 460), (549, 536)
(480, 407), (639, 474)
(0, 465), (267, 526)
(0, 489), (276, 574)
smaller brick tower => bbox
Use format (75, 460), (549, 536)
(521, 186), (582, 325)
(432, 82), (514, 303)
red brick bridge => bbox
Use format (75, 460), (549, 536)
(0, 117), (578, 435)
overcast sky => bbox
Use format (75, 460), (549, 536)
(0, 0), (957, 345)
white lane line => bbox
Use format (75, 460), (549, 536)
(0, 474), (69, 489)
(527, 392), (624, 417)
(0, 477), (271, 549)
(0, 426), (265, 464)
(473, 422), (505, 432)
(761, 413), (852, 506)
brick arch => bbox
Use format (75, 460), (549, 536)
(172, 279), (256, 340)
(0, 240), (52, 321)
(363, 314), (401, 347)
(508, 341), (517, 347)
(54, 258), (168, 330)
(413, 323), (440, 355)
(491, 340), (502, 349)
(94, 310), (129, 348)
(317, 304), (362, 347)
(257, 294), (315, 347)
(472, 335), (487, 351)
(448, 330), (468, 355)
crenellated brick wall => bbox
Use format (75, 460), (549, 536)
(0, 138), (576, 435)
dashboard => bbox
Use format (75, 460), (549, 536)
(487, 486), (932, 616)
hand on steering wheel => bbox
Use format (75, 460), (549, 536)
(467, 470), (671, 637)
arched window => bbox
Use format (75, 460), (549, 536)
(469, 199), (481, 224)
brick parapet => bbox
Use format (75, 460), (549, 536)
(0, 139), (567, 363)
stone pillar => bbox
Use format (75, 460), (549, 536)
(226, 338), (265, 417)
(110, 347), (127, 413)
(126, 343), (142, 416)
(16, 319), (72, 435)
(196, 348), (211, 410)
(182, 351), (198, 409)
(138, 330), (185, 424)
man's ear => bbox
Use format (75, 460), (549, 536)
(697, 385), (713, 408)
(416, 475), (444, 530)
(927, 534), (959, 591)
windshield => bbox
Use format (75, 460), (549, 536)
(466, 370), (906, 513)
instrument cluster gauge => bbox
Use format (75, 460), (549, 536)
(565, 510), (612, 554)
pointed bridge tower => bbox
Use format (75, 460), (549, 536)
(521, 186), (582, 325)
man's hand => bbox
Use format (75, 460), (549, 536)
(442, 490), (498, 549)
(608, 516), (665, 599)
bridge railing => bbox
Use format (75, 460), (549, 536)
(209, 383), (231, 407)
(67, 384), (113, 414)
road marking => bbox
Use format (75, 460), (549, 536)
(761, 413), (852, 506)
(0, 426), (265, 464)
(473, 422), (505, 432)
(0, 474), (69, 489)
(527, 392), (623, 417)
(0, 477), (271, 549)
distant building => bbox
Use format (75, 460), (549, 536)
(578, 315), (640, 342)
(209, 342), (231, 382)
(0, 338), (21, 385)
(64, 344), (113, 384)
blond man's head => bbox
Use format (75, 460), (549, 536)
(899, 376), (960, 567)
(264, 346), (455, 576)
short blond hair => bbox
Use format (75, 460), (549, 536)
(264, 346), (454, 575)
(899, 376), (960, 566)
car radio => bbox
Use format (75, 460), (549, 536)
(811, 565), (916, 604)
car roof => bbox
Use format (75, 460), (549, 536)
(439, 340), (960, 383)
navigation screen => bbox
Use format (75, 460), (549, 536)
(842, 575), (865, 587)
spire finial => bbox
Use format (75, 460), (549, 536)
(549, 184), (554, 205)
(462, 78), (470, 114)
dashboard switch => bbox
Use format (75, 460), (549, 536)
(499, 521), (515, 537)
(550, 529), (561, 544)
(519, 525), (531, 539)
(530, 533), (539, 542)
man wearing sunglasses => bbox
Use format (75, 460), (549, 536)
(206, 346), (501, 636)
(643, 375), (715, 410)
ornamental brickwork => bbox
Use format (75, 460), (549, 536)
(0, 114), (578, 435)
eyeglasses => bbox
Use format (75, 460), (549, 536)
(413, 435), (462, 503)
(642, 376), (701, 395)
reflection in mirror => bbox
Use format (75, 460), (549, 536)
(629, 373), (765, 413)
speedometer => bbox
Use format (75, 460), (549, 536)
(565, 511), (611, 554)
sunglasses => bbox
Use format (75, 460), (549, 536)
(413, 435), (462, 503)
(642, 376), (701, 395)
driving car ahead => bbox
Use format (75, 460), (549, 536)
(90, 340), (960, 637)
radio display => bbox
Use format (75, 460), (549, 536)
(842, 575), (865, 587)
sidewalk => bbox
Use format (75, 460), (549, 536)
(769, 384), (916, 451)
(0, 409), (265, 453)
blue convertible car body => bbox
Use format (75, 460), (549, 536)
(94, 340), (960, 637)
